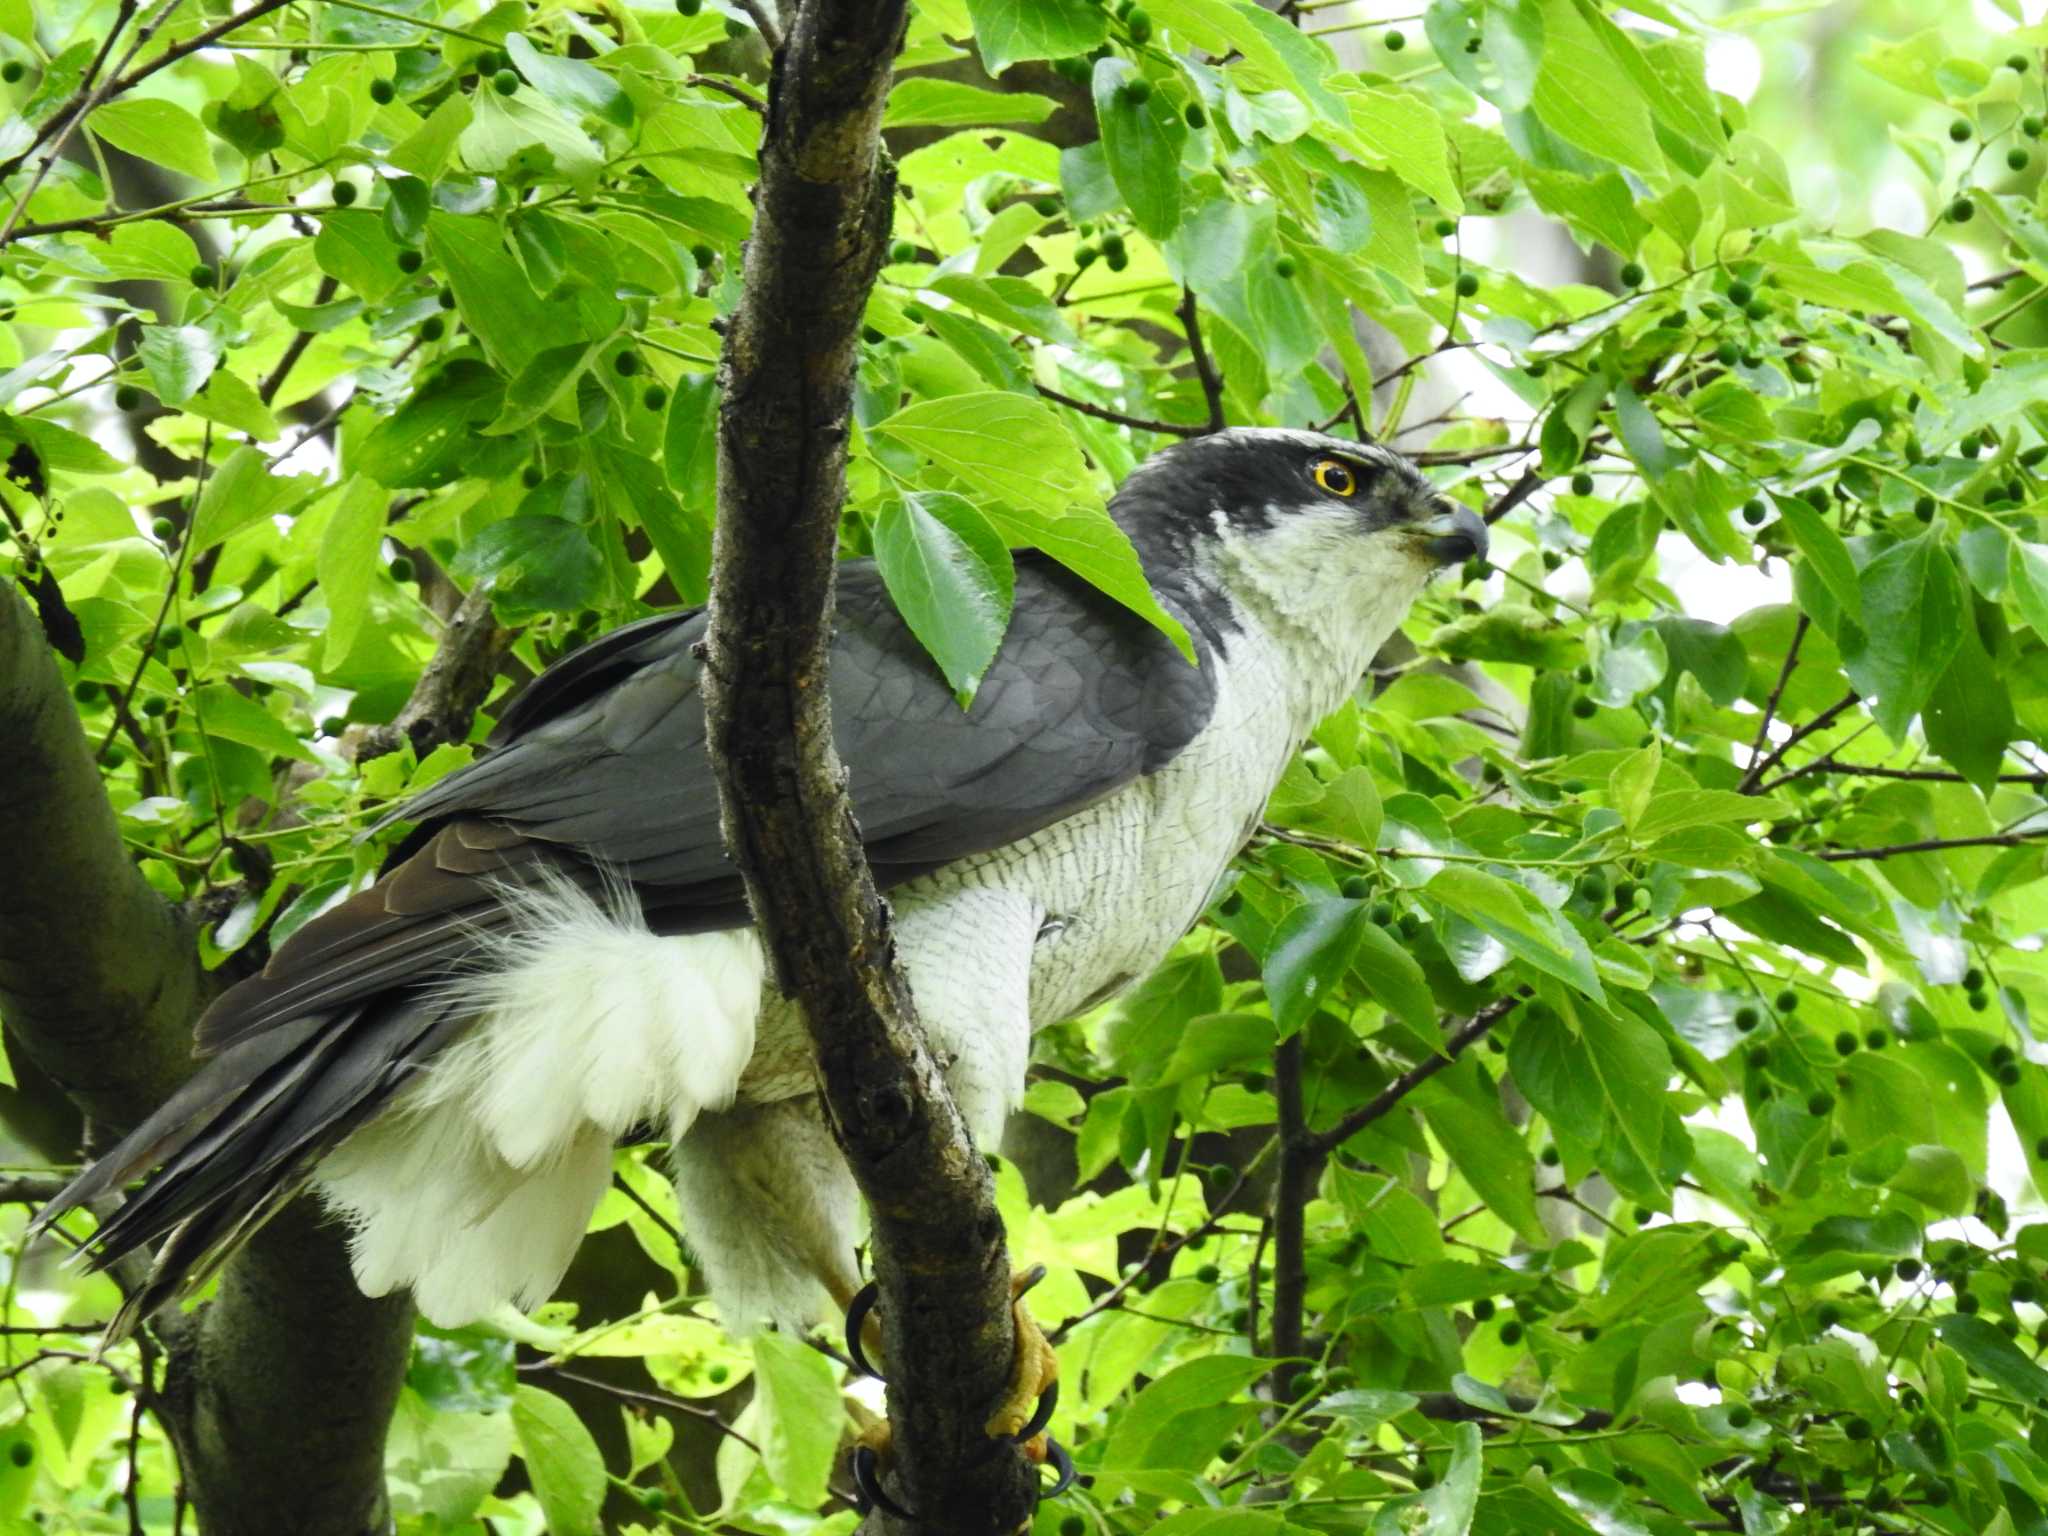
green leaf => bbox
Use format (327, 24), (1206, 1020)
(426, 211), (584, 374)
(870, 392), (1189, 655)
(137, 324), (222, 407)
(1428, 866), (1603, 1000)
(1528, 0), (1661, 173)
(1342, 85), (1461, 214)
(875, 491), (1016, 704)
(1264, 899), (1369, 1035)
(661, 371), (718, 506)
(316, 477), (386, 668)
(511, 1386), (605, 1535)
(1427, 0), (1545, 113)
(885, 78), (1058, 128)
(2008, 540), (2048, 639)
(964, 0), (1107, 73)
(1350, 919), (1439, 1037)
(87, 96), (217, 181)
(356, 360), (512, 490)
(593, 440), (709, 605)
(1417, 1061), (1546, 1243)
(1776, 496), (1863, 625)
(1935, 1315), (2048, 1408)
(189, 446), (320, 553)
(1091, 57), (1181, 240)
(749, 1333), (841, 1506)
(1923, 620), (2013, 793)
(1416, 1421), (1481, 1535)
(505, 33), (632, 128)
(1838, 533), (1964, 742)
(452, 512), (605, 619)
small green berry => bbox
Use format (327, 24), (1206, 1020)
(1434, 217), (1456, 237)
(1121, 77), (1152, 105)
(1950, 119), (1973, 142)
(1950, 195), (1976, 222)
(1726, 279), (1754, 306)
(332, 179), (359, 206)
(1031, 195), (1061, 216)
(1715, 340), (1741, 368)
(1865, 1028), (1888, 1050)
(614, 351), (640, 377)
(1727, 1403), (1754, 1427)
(1383, 28), (1406, 50)
(1775, 988), (1798, 1013)
(677, 0), (701, 13)
(643, 383), (668, 411)
(889, 239), (917, 263)
(1126, 7), (1151, 43)
(1499, 1320), (1524, 1345)
(1471, 1297), (1496, 1320)
(1571, 696), (1596, 719)
(2010, 54), (2030, 72)
(1619, 261), (1644, 287)
(1745, 1045), (1771, 1071)
(1835, 1031), (1857, 1056)
(151, 515), (176, 541)
(1964, 966), (1985, 991)
(2029, 115), (2045, 138)
(115, 384), (143, 410)
(189, 264), (216, 289)
(388, 555), (415, 583)
(521, 463), (544, 488)
(1807, 1091), (1835, 1117)
(1998, 1063), (2021, 1085)
(396, 249), (423, 273)
(1570, 471), (1594, 496)
(420, 316), (445, 342)
(1734, 1005), (1760, 1032)
(1274, 254), (1297, 278)
(1183, 101), (1206, 129)
(2013, 148), (2034, 173)
(0, 60), (24, 84)
(1455, 271), (1479, 298)
(493, 68), (518, 94)
(1742, 499), (1765, 525)
(1540, 1146), (1561, 1166)
(691, 243), (715, 268)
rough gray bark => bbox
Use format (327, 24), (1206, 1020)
(701, 1), (1037, 1530)
(0, 578), (417, 1536)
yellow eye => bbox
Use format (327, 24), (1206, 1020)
(1312, 457), (1358, 497)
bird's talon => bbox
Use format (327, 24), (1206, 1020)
(1041, 1436), (1079, 1498)
(848, 1443), (916, 1520)
(844, 1279), (885, 1381)
(983, 1271), (1061, 1442)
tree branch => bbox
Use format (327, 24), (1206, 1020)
(1268, 1034), (1316, 1405)
(1306, 996), (1523, 1159)
(1178, 286), (1225, 434)
(702, 1), (1035, 1530)
(1738, 612), (1806, 792)
(1738, 688), (1857, 794)
(1816, 830), (2047, 863)
(0, 581), (412, 1535)
(1034, 381), (1203, 437)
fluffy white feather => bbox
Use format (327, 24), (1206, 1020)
(313, 876), (763, 1327)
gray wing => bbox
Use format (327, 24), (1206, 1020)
(194, 555), (1217, 1051)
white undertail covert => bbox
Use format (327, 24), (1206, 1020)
(313, 876), (763, 1327)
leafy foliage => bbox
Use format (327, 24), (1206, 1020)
(4, 0), (2048, 1532)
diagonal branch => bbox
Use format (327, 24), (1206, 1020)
(1178, 287), (1226, 434)
(701, 1), (1035, 1530)
(1306, 996), (1523, 1159)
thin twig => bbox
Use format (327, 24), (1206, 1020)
(684, 73), (766, 112)
(1760, 755), (2048, 793)
(1178, 286), (1226, 434)
(730, 0), (783, 48)
(1738, 612), (1808, 792)
(256, 275), (337, 407)
(1033, 382), (1202, 437)
(518, 1361), (763, 1451)
(1484, 466), (1543, 525)
(1738, 689), (1858, 794)
(1306, 996), (1523, 1158)
(1816, 830), (2047, 863)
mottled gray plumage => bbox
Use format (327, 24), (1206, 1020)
(39, 427), (1484, 1335)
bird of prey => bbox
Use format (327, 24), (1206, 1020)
(40, 428), (1486, 1356)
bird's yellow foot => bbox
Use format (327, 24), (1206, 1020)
(983, 1265), (1060, 1458)
(839, 1265), (1076, 1512)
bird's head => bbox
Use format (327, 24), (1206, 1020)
(1111, 428), (1487, 660)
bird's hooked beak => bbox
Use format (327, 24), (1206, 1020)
(1418, 501), (1489, 567)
